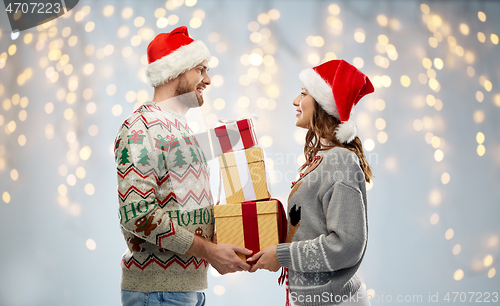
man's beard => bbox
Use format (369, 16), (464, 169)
(175, 76), (204, 107)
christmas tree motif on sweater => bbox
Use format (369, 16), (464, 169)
(120, 147), (130, 165)
(173, 148), (187, 168)
(137, 147), (151, 166)
(201, 149), (207, 165)
(158, 152), (166, 170)
(189, 147), (200, 164)
(128, 130), (146, 144)
(192, 135), (199, 147)
(181, 132), (192, 145)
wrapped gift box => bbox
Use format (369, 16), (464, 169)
(214, 200), (280, 261)
(218, 147), (270, 204)
(214, 118), (257, 153)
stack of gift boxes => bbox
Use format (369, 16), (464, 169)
(212, 118), (286, 261)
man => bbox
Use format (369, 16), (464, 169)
(114, 26), (252, 306)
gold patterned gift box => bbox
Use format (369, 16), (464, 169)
(218, 147), (271, 204)
(214, 200), (279, 261)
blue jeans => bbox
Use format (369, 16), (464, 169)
(121, 290), (206, 306)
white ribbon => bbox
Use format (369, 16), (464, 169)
(233, 150), (257, 201)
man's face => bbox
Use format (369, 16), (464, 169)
(175, 60), (211, 107)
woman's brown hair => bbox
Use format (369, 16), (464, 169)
(300, 101), (373, 183)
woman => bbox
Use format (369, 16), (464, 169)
(249, 59), (374, 306)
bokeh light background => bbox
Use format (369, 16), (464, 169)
(1, 1), (499, 305)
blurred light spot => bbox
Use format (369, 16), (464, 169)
(58, 196), (68, 207)
(400, 75), (411, 87)
(85, 183), (95, 195)
(137, 90), (149, 103)
(445, 228), (454, 240)
(190, 17), (202, 29)
(58, 184), (68, 196)
(45, 103), (54, 114)
(80, 146), (92, 160)
(249, 53), (262, 66)
(430, 213), (439, 225)
(76, 167), (86, 179)
(213, 285), (225, 295)
(237, 96), (250, 108)
(488, 235), (499, 247)
(185, 0), (197, 7)
(2, 192), (10, 203)
(352, 57), (364, 69)
(268, 9), (280, 20)
(213, 98), (225, 110)
(384, 156), (396, 170)
(377, 15), (388, 27)
(107, 84), (117, 96)
(10, 169), (19, 181)
(258, 13), (270, 25)
(477, 145), (485, 156)
(103, 5), (114, 16)
(67, 174), (77, 186)
(434, 58), (443, 70)
(434, 149), (444, 162)
(112, 104), (123, 116)
(211, 75), (223, 87)
(491, 34), (499, 45)
(381, 76), (391, 87)
(64, 108), (74, 121)
(375, 99), (385, 111)
(478, 11), (486, 22)
(484, 255), (493, 267)
(459, 23), (469, 35)
(87, 102), (97, 114)
(420, 4), (430, 14)
(484, 80), (492, 92)
(488, 268), (496, 278)
(134, 16), (145, 27)
(168, 15), (179, 25)
(86, 239), (96, 250)
(45, 124), (54, 139)
(429, 189), (442, 206)
(59, 165), (68, 176)
(131, 35), (142, 46)
(208, 56), (218, 68)
(18, 134), (26, 146)
(476, 132), (485, 144)
(364, 139), (375, 151)
(85, 21), (95, 32)
(452, 244), (461, 255)
(266, 85), (280, 98)
(68, 36), (78, 47)
(260, 135), (273, 148)
(88, 125), (98, 137)
(431, 136), (441, 148)
(441, 172), (450, 184)
(375, 118), (386, 130)
(208, 32), (220, 43)
(473, 110), (484, 123)
(476, 91), (484, 103)
(413, 119), (423, 131)
(256, 97), (268, 109)
(378, 35), (389, 45)
(328, 4), (340, 15)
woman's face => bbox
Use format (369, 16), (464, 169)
(293, 87), (315, 129)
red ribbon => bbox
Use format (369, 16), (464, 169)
(237, 119), (257, 149)
(241, 202), (261, 262)
(214, 126), (233, 153)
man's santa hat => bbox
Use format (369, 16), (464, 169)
(299, 59), (374, 144)
(144, 26), (211, 87)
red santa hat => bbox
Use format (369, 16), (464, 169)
(299, 59), (374, 143)
(144, 26), (211, 87)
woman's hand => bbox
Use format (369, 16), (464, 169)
(248, 245), (281, 272)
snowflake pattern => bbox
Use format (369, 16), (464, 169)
(302, 240), (319, 257)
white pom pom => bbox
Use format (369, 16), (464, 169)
(335, 121), (357, 143)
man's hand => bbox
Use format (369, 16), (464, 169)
(207, 243), (252, 275)
(185, 235), (252, 275)
(248, 245), (281, 273)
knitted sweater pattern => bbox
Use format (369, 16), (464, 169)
(115, 101), (214, 292)
(276, 147), (368, 306)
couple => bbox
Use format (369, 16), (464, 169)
(115, 26), (373, 306)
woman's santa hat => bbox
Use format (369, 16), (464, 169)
(144, 26), (211, 87)
(299, 59), (374, 144)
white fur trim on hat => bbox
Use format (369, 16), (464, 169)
(335, 120), (357, 143)
(299, 68), (339, 119)
(144, 40), (211, 87)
